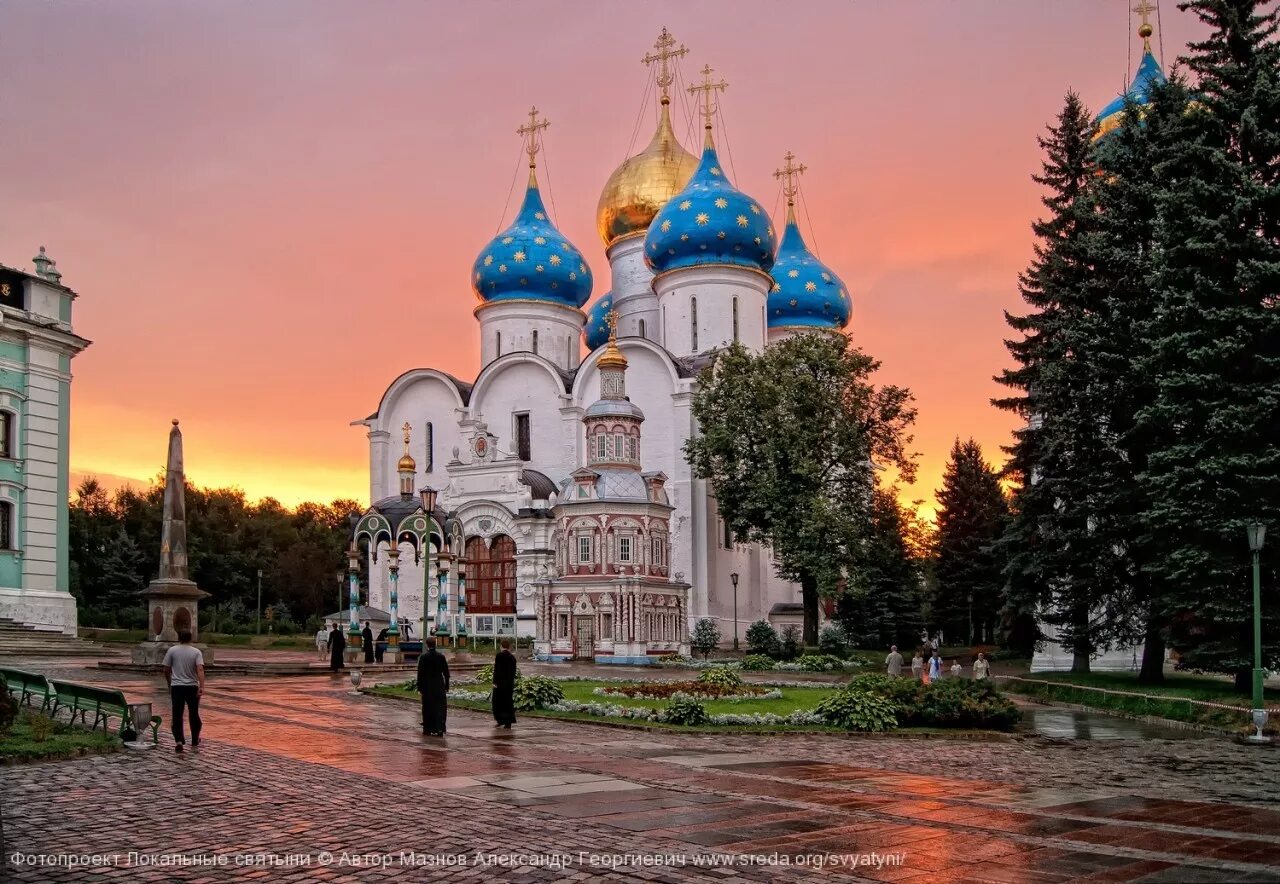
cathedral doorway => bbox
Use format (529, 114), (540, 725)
(465, 535), (516, 614)
(573, 616), (595, 659)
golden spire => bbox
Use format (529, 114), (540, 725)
(642, 27), (688, 105)
(687, 64), (728, 147)
(597, 308), (628, 369)
(517, 105), (550, 185)
(398, 421), (416, 472)
(1133, 0), (1156, 50)
(773, 150), (807, 222)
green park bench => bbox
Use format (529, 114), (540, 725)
(0, 667), (56, 713)
(49, 679), (161, 744)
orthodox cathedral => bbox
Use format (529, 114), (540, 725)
(351, 29), (851, 662)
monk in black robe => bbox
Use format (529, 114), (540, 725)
(327, 625), (345, 671)
(417, 638), (450, 736)
(362, 622), (375, 664)
(492, 639), (517, 728)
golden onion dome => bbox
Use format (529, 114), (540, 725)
(596, 100), (698, 248)
(398, 452), (417, 472)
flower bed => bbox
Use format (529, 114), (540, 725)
(594, 680), (771, 700)
(547, 699), (824, 728)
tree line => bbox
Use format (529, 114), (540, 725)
(71, 477), (361, 632)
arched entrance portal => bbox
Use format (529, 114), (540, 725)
(465, 535), (516, 614)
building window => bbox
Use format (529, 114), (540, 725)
(690, 297), (698, 351)
(638, 319), (646, 340)
(557, 613), (569, 639)
(424, 421), (434, 473)
(595, 432), (606, 460)
(601, 612), (613, 640)
(0, 412), (11, 459)
(465, 535), (516, 613)
(722, 519), (733, 549)
(532, 330), (539, 355)
(577, 535), (592, 564)
(515, 413), (531, 461)
(613, 434), (624, 459)
(496, 331), (502, 357)
(732, 296), (739, 343)
(618, 536), (632, 563)
(0, 501), (11, 549)
(628, 436), (638, 461)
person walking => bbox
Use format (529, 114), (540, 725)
(418, 637), (450, 736)
(910, 651), (924, 682)
(316, 623), (330, 659)
(375, 627), (388, 663)
(950, 660), (963, 679)
(973, 652), (991, 681)
(163, 630), (205, 754)
(927, 650), (942, 683)
(491, 638), (517, 729)
(362, 621), (375, 664)
(885, 645), (904, 677)
(327, 623), (345, 671)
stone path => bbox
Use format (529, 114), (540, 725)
(2, 663), (1278, 882)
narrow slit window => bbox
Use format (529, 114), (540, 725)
(690, 297), (698, 351)
(532, 330), (538, 355)
(732, 296), (739, 343)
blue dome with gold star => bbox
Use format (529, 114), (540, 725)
(1095, 47), (1166, 140)
(472, 174), (593, 308)
(768, 214), (850, 331)
(582, 291), (614, 350)
(644, 142), (775, 275)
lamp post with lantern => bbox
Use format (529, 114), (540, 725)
(1247, 522), (1269, 743)
(730, 572), (740, 651)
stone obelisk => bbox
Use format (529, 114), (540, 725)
(132, 420), (212, 664)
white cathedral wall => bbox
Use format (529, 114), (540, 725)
(607, 235), (661, 344)
(476, 301), (585, 371)
(469, 357), (575, 480)
(372, 374), (466, 502)
(655, 265), (770, 358)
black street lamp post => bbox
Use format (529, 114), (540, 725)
(1247, 523), (1269, 743)
(730, 572), (740, 651)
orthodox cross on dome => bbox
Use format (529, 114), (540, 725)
(642, 27), (688, 103)
(1133, 0), (1156, 47)
(402, 421), (412, 452)
(517, 106), (550, 170)
(687, 64), (728, 143)
(773, 150), (807, 208)
(604, 308), (620, 342)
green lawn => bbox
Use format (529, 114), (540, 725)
(0, 711), (122, 763)
(554, 680), (834, 715)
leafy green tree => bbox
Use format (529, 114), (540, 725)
(745, 619), (780, 657)
(690, 618), (721, 660)
(933, 439), (1010, 645)
(687, 334), (917, 644)
(1135, 0), (1280, 689)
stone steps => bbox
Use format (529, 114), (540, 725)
(0, 617), (115, 657)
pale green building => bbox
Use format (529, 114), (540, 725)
(0, 248), (90, 634)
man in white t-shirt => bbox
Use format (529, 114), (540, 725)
(162, 630), (206, 753)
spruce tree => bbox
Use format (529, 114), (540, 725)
(933, 439), (1009, 645)
(1136, 0), (1280, 689)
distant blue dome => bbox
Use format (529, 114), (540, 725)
(768, 214), (850, 330)
(644, 141), (775, 275)
(1095, 49), (1166, 139)
(473, 175), (593, 308)
(583, 291), (613, 350)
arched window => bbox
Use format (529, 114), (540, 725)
(690, 297), (698, 351)
(628, 436), (638, 461)
(595, 430), (607, 460)
(532, 330), (538, 355)
(732, 297), (739, 343)
(465, 535), (516, 613)
(638, 319), (646, 340)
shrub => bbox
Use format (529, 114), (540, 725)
(690, 618), (722, 659)
(663, 698), (710, 726)
(745, 620), (780, 657)
(778, 625), (802, 661)
(28, 712), (56, 743)
(0, 682), (16, 735)
(698, 666), (744, 688)
(818, 624), (849, 658)
(740, 654), (775, 671)
(846, 673), (921, 713)
(598, 681), (767, 700)
(815, 689), (898, 732)
(905, 679), (1022, 731)
(513, 676), (565, 711)
(797, 654), (845, 672)
(474, 664), (495, 684)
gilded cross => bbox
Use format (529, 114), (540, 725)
(687, 64), (728, 135)
(773, 150), (807, 206)
(517, 106), (550, 168)
(642, 27), (688, 101)
(402, 421), (412, 453)
(604, 308), (620, 341)
(1132, 0), (1156, 27)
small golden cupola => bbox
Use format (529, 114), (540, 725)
(397, 422), (417, 495)
(595, 28), (700, 249)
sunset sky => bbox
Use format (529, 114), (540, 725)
(0, 1), (1207, 519)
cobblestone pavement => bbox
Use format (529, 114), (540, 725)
(2, 663), (1278, 883)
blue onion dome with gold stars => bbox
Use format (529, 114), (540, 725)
(582, 291), (614, 350)
(472, 174), (593, 307)
(1094, 15), (1167, 141)
(644, 140), (775, 275)
(769, 215), (851, 331)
